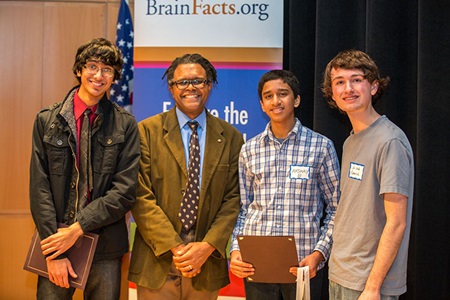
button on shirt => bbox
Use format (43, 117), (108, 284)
(230, 119), (341, 268)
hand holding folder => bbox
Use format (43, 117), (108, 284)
(237, 235), (299, 283)
(23, 225), (98, 290)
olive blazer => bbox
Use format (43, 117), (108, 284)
(129, 108), (244, 291)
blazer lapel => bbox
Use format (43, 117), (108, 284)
(163, 109), (188, 178)
(201, 113), (226, 194)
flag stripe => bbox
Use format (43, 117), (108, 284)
(110, 0), (134, 111)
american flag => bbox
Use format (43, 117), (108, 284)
(110, 0), (134, 112)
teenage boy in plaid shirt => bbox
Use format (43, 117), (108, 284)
(230, 70), (341, 300)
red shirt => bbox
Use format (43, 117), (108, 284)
(74, 91), (98, 166)
(74, 91), (98, 202)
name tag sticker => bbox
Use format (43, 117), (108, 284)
(290, 165), (310, 180)
(349, 162), (364, 181)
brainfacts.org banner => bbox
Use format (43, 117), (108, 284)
(133, 0), (283, 141)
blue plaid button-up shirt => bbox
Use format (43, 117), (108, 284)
(231, 119), (341, 269)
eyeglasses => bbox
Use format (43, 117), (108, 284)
(171, 79), (210, 90)
(83, 63), (115, 78)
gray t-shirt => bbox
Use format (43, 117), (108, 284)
(329, 116), (414, 295)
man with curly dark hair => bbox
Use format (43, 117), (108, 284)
(30, 37), (140, 299)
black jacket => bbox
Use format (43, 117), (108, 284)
(30, 86), (140, 260)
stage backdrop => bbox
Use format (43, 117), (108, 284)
(133, 0), (284, 141)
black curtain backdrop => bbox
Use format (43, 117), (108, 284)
(283, 1), (450, 299)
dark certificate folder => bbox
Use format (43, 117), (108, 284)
(237, 235), (299, 283)
(23, 226), (99, 290)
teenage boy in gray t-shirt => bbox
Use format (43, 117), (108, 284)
(322, 49), (414, 300)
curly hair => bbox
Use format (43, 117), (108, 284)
(72, 37), (123, 83)
(322, 49), (390, 110)
(162, 53), (218, 85)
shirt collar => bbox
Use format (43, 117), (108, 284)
(175, 107), (207, 130)
(74, 90), (99, 121)
(260, 118), (302, 142)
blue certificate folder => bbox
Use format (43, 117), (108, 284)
(237, 235), (299, 283)
(23, 225), (98, 290)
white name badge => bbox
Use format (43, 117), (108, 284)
(290, 165), (310, 180)
(349, 162), (365, 181)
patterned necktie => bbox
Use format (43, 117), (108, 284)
(78, 108), (92, 209)
(179, 121), (201, 231)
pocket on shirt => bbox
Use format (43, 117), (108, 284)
(93, 134), (125, 173)
(43, 135), (71, 175)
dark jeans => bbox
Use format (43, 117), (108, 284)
(244, 267), (324, 300)
(37, 258), (122, 300)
